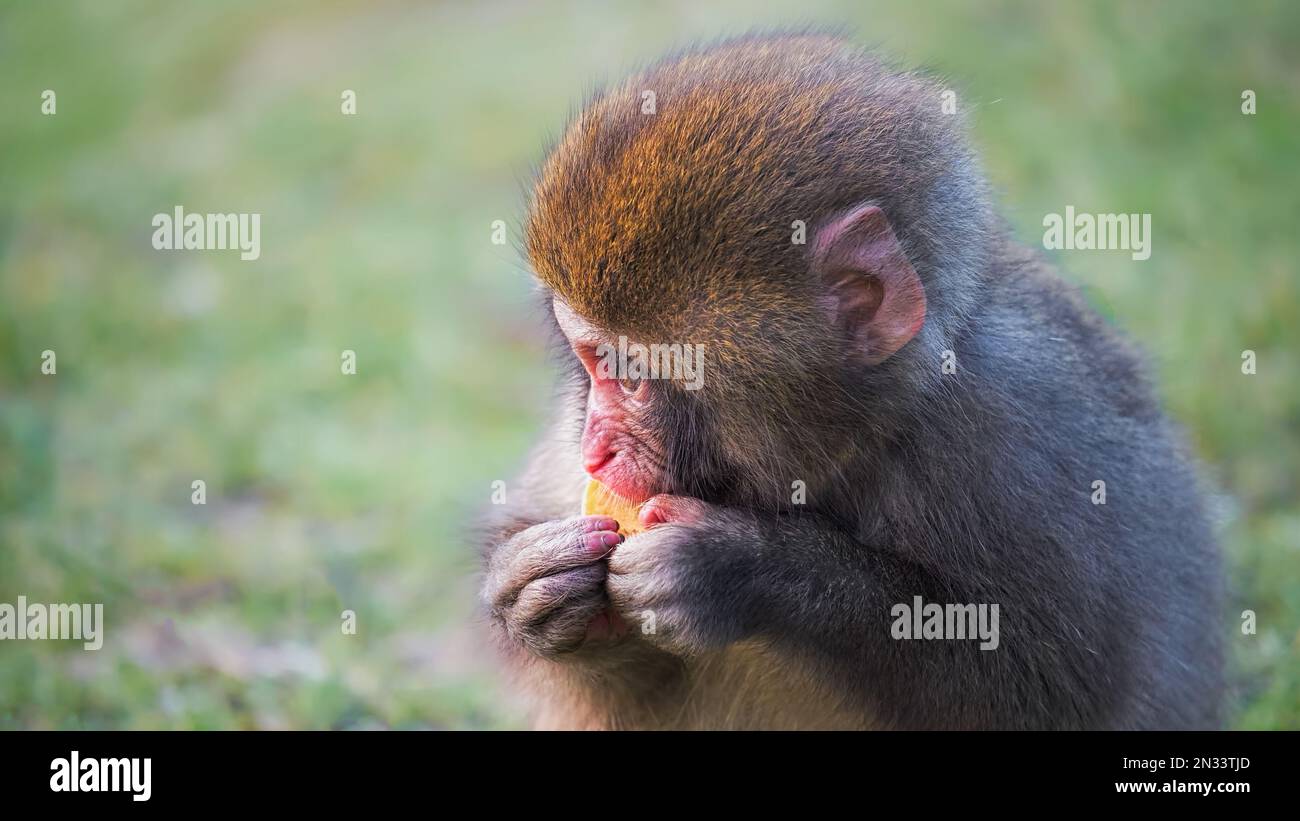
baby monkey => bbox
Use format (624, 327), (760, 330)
(481, 34), (1223, 730)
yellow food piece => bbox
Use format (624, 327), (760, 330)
(582, 478), (646, 536)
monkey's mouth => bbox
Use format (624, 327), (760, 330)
(586, 453), (661, 505)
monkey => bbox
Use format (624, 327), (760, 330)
(479, 33), (1223, 730)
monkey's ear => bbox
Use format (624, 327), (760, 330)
(813, 204), (927, 365)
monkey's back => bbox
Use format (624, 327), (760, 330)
(945, 244), (1224, 728)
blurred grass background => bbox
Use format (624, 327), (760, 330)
(0, 0), (1296, 729)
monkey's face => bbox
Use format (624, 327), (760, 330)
(553, 298), (672, 504)
(547, 204), (929, 508)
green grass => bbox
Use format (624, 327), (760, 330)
(1, 0), (1297, 729)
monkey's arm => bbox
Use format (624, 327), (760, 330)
(607, 496), (1110, 729)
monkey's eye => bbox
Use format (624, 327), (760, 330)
(619, 374), (644, 395)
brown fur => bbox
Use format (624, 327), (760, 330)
(526, 34), (990, 349)
(524, 34), (995, 507)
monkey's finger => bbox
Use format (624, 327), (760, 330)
(605, 525), (681, 577)
(514, 564), (607, 628)
(638, 495), (709, 528)
(491, 518), (622, 608)
(522, 598), (610, 657)
(604, 567), (662, 613)
(511, 566), (610, 656)
(510, 524), (621, 582)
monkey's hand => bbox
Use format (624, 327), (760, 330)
(606, 495), (754, 657)
(483, 515), (624, 659)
